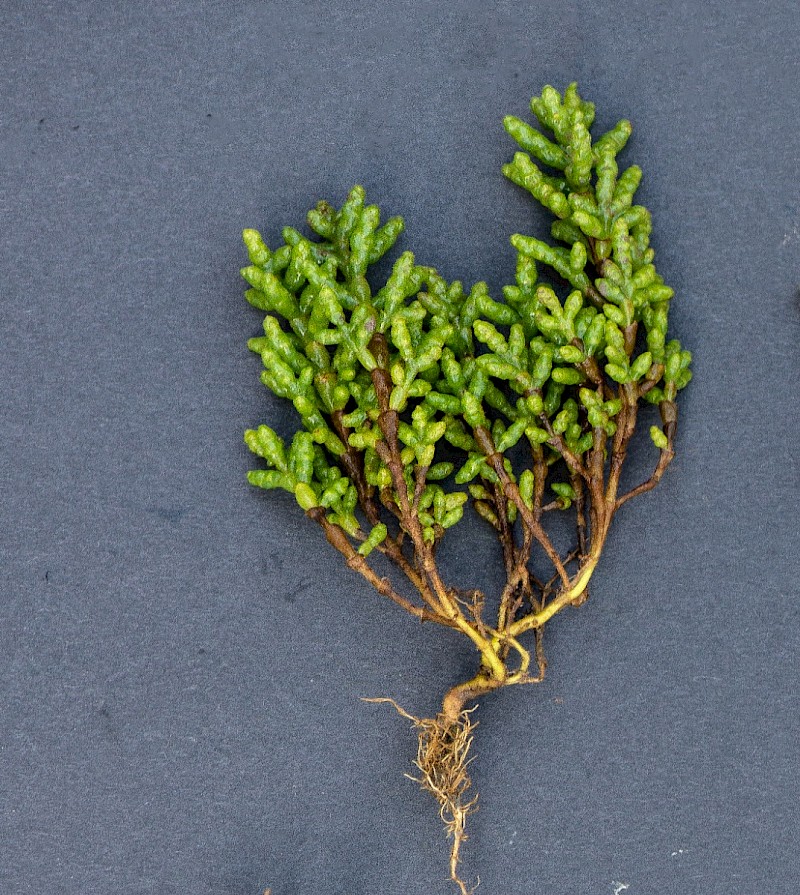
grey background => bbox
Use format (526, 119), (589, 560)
(2, 1), (798, 893)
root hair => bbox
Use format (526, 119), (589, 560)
(365, 698), (479, 894)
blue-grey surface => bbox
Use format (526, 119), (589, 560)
(2, 2), (798, 894)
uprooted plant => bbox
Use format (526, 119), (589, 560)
(239, 83), (692, 892)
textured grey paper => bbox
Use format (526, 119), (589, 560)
(2, 2), (798, 893)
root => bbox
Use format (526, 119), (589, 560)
(365, 698), (479, 894)
(414, 709), (479, 894)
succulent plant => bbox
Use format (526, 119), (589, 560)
(240, 83), (691, 892)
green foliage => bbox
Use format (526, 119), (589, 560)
(241, 81), (690, 558)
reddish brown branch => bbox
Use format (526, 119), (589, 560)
(615, 399), (677, 510)
(331, 409), (380, 525)
(307, 507), (454, 627)
(369, 333), (462, 621)
(473, 425), (569, 587)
